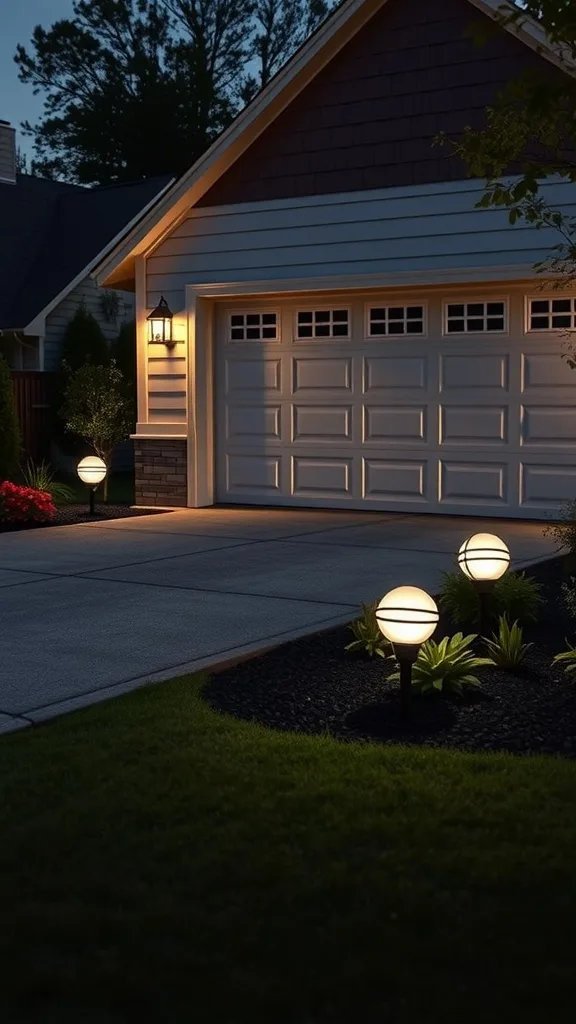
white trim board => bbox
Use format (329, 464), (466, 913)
(96, 0), (575, 291)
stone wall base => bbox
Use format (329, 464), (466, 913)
(134, 438), (188, 507)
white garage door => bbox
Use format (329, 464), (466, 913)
(215, 294), (576, 518)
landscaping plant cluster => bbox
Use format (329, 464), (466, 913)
(206, 506), (576, 758)
(0, 480), (56, 524)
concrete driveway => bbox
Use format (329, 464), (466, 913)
(0, 507), (555, 733)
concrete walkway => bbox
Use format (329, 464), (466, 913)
(0, 508), (555, 733)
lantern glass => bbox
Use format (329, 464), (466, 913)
(376, 586), (439, 647)
(77, 456), (107, 486)
(458, 533), (510, 582)
(147, 296), (173, 345)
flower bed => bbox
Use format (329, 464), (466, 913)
(0, 502), (172, 532)
(0, 481), (56, 524)
(205, 556), (576, 758)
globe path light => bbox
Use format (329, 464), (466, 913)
(376, 585), (439, 714)
(458, 533), (511, 632)
(77, 456), (107, 516)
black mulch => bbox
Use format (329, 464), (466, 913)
(0, 504), (172, 533)
(205, 556), (576, 758)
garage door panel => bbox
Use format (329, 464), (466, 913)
(440, 405), (508, 446)
(521, 405), (576, 447)
(292, 456), (352, 498)
(292, 405), (353, 443)
(522, 352), (574, 390)
(293, 357), (352, 392)
(225, 358), (282, 395)
(226, 404), (282, 443)
(363, 355), (427, 392)
(363, 458), (428, 502)
(440, 460), (508, 506)
(225, 454), (282, 496)
(440, 353), (509, 391)
(521, 461), (576, 507)
(363, 405), (427, 444)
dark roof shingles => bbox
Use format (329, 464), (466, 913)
(0, 174), (171, 328)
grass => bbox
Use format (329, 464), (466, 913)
(1, 676), (575, 1022)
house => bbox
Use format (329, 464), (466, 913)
(96, 0), (576, 519)
(0, 120), (172, 373)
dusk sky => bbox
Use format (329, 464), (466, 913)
(0, 0), (74, 155)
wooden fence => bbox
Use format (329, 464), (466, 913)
(11, 371), (57, 464)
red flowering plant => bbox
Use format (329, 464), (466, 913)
(0, 481), (56, 523)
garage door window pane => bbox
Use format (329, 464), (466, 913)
(296, 309), (350, 339)
(228, 312), (278, 341)
(367, 304), (424, 337)
(445, 301), (506, 334)
(528, 296), (576, 331)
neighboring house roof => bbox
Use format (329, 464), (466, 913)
(96, 0), (576, 292)
(0, 173), (173, 331)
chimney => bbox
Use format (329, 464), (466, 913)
(0, 121), (17, 184)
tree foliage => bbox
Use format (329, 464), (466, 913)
(436, 1), (576, 282)
(60, 360), (134, 468)
(0, 354), (21, 482)
(15, 0), (334, 184)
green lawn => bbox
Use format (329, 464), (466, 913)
(1, 676), (575, 1023)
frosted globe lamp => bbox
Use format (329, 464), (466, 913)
(77, 456), (107, 515)
(376, 586), (439, 714)
(458, 533), (510, 583)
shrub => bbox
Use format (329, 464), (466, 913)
(345, 601), (392, 659)
(553, 643), (576, 677)
(0, 354), (21, 481)
(544, 500), (576, 554)
(20, 459), (74, 505)
(439, 570), (543, 627)
(112, 320), (136, 392)
(388, 633), (494, 696)
(561, 577), (576, 619)
(60, 305), (110, 371)
(483, 616), (532, 671)
(0, 481), (56, 523)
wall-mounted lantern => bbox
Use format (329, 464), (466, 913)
(147, 296), (174, 347)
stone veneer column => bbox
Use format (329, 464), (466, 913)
(134, 439), (188, 507)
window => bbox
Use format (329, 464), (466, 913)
(296, 308), (349, 339)
(367, 304), (425, 337)
(229, 312), (278, 341)
(528, 296), (576, 331)
(445, 301), (507, 334)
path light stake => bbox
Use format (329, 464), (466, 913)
(376, 586), (439, 715)
(77, 456), (107, 516)
(458, 533), (511, 634)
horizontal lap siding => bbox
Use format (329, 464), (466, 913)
(147, 341), (187, 425)
(145, 180), (576, 310)
(44, 275), (134, 371)
(197, 0), (566, 206)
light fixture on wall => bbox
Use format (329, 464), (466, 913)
(458, 533), (511, 632)
(376, 585), (439, 714)
(147, 295), (174, 347)
(77, 456), (107, 516)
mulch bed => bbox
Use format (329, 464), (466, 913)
(205, 556), (576, 758)
(0, 504), (172, 533)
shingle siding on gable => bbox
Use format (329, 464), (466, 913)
(198, 0), (563, 207)
(44, 275), (134, 371)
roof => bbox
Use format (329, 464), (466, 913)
(96, 0), (576, 292)
(0, 173), (172, 330)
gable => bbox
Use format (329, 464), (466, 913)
(198, 0), (567, 207)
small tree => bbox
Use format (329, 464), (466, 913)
(0, 355), (21, 482)
(60, 360), (134, 500)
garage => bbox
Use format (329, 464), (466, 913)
(215, 289), (576, 517)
